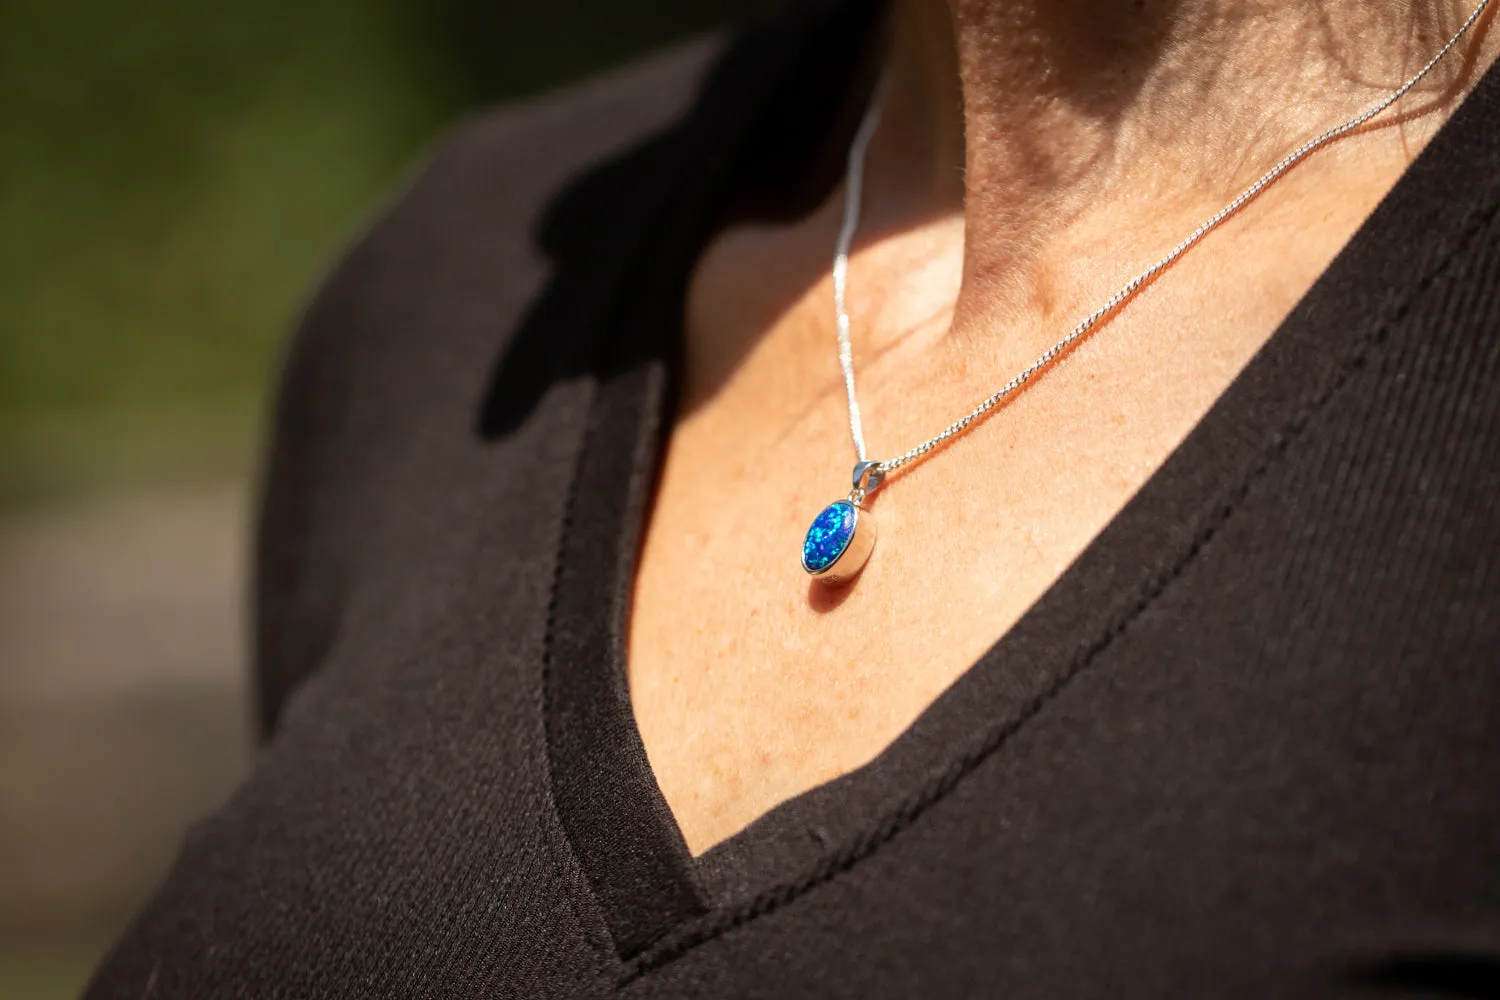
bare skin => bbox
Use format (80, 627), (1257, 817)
(628, 0), (1500, 855)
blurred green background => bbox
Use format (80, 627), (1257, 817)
(0, 2), (741, 996)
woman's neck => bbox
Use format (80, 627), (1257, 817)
(876, 0), (1498, 320)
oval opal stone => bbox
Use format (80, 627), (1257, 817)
(801, 500), (857, 574)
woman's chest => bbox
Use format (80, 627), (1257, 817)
(627, 179), (1392, 855)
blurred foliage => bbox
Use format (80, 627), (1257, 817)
(0, 937), (113, 1000)
(0, 0), (743, 504)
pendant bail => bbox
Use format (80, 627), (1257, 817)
(850, 460), (885, 504)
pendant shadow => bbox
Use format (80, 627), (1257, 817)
(807, 573), (859, 612)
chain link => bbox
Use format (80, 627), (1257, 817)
(833, 0), (1491, 481)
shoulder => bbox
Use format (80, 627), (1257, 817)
(364, 34), (726, 258)
(272, 32), (730, 438)
(277, 31), (728, 419)
(299, 32), (726, 348)
(253, 36), (725, 733)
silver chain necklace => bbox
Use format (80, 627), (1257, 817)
(800, 0), (1492, 581)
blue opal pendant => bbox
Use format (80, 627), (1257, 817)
(801, 462), (883, 582)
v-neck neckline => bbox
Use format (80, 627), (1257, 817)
(537, 8), (1500, 975)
